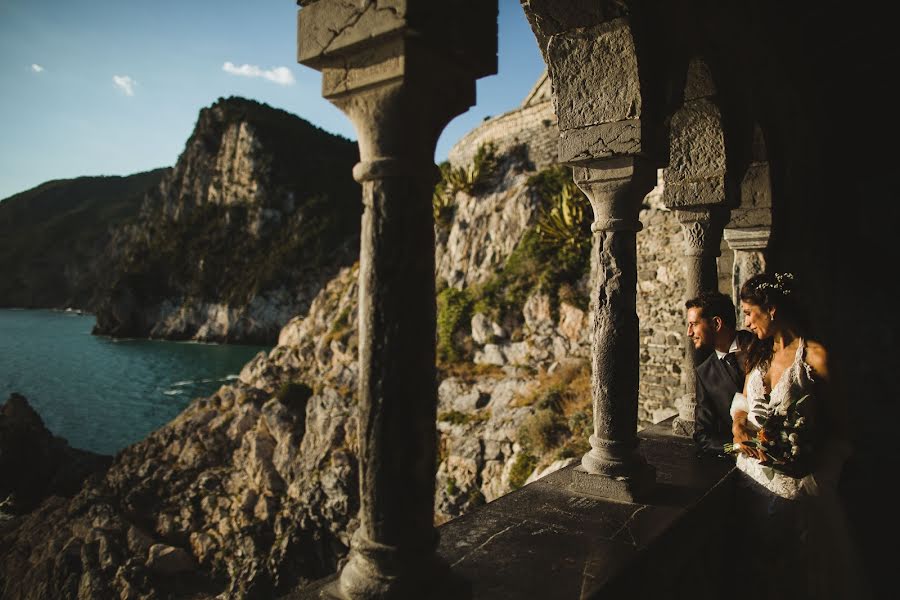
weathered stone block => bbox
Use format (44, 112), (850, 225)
(558, 120), (642, 163)
(297, 0), (407, 67)
(664, 98), (726, 207)
(548, 20), (641, 130)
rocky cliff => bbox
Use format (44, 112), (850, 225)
(0, 149), (595, 599)
(92, 97), (361, 344)
(0, 104), (686, 600)
(0, 394), (111, 516)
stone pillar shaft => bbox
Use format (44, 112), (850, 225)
(673, 208), (726, 436)
(329, 81), (472, 598)
(356, 165), (438, 543)
(570, 157), (656, 501)
(297, 1), (497, 596)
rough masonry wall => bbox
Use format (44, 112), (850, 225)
(447, 101), (559, 171)
(636, 177), (686, 427)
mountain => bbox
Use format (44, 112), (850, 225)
(91, 96), (361, 344)
(0, 85), (690, 597)
(0, 169), (167, 308)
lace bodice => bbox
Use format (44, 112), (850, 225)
(737, 339), (816, 498)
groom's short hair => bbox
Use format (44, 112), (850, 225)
(685, 291), (737, 330)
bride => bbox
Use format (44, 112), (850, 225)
(730, 273), (868, 599)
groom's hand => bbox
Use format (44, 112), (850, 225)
(731, 413), (765, 460)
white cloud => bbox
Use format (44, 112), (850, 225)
(222, 62), (295, 86)
(31, 64), (44, 73)
(112, 75), (136, 96)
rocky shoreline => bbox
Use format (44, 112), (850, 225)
(0, 394), (111, 516)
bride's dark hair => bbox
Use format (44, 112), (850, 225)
(739, 272), (806, 374)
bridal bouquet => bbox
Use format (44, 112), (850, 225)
(724, 393), (815, 479)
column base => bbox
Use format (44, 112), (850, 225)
(673, 394), (695, 437)
(672, 417), (695, 437)
(294, 530), (466, 600)
(569, 463), (656, 503)
(297, 563), (469, 600)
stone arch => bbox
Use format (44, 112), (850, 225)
(659, 56), (734, 434)
(723, 124), (773, 313)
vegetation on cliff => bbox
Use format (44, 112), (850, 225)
(436, 161), (592, 364)
(0, 169), (167, 308)
(92, 97), (362, 342)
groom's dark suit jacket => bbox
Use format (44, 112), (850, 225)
(693, 329), (753, 456)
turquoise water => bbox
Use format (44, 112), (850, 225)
(0, 309), (269, 455)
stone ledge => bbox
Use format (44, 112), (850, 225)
(286, 418), (737, 599)
(433, 417), (736, 598)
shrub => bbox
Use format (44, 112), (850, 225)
(466, 487), (486, 507)
(436, 286), (474, 363)
(508, 451), (538, 490)
(470, 224), (590, 329)
(432, 142), (500, 229)
(438, 409), (491, 426)
(510, 361), (593, 469)
(276, 381), (313, 413)
(526, 164), (573, 207)
(535, 180), (591, 255)
(517, 409), (569, 455)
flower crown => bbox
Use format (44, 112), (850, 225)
(754, 272), (794, 295)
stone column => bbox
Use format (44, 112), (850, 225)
(672, 207), (726, 436)
(297, 2), (497, 597)
(570, 157), (657, 502)
(724, 226), (771, 315)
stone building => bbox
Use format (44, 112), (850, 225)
(448, 71), (558, 171)
(294, 1), (892, 598)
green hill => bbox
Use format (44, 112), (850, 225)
(0, 169), (168, 308)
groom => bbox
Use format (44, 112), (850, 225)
(685, 291), (753, 457)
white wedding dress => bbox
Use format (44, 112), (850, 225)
(734, 339), (868, 599)
(736, 339), (819, 497)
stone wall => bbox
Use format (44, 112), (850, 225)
(448, 74), (558, 170)
(636, 173), (686, 426)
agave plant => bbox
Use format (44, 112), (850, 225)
(536, 181), (591, 251)
(432, 142), (500, 224)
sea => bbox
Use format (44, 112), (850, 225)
(0, 309), (269, 456)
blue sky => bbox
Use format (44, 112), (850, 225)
(0, 0), (545, 201)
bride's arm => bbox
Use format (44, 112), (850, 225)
(731, 375), (765, 460)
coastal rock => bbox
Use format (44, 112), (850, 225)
(0, 78), (683, 598)
(92, 96), (362, 344)
(0, 393), (111, 515)
(146, 544), (194, 575)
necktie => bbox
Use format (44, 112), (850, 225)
(722, 352), (740, 384)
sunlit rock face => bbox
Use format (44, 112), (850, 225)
(92, 96), (361, 344)
(0, 80), (687, 599)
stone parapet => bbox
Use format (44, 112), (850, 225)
(447, 100), (558, 170)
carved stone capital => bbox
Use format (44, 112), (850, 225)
(572, 156), (656, 233)
(675, 208), (726, 257)
(298, 1), (497, 168)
